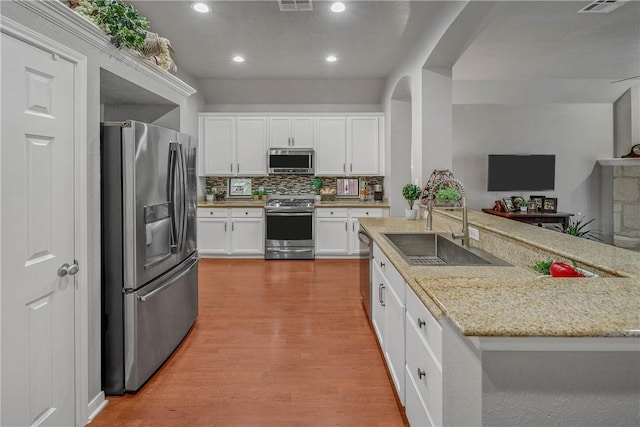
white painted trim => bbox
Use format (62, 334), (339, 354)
(87, 392), (108, 423)
(14, 0), (196, 98)
(475, 336), (640, 352)
(598, 158), (640, 166)
(198, 112), (384, 117)
(0, 16), (90, 427)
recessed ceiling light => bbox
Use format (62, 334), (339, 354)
(192, 3), (210, 13)
(326, 55), (337, 63)
(232, 55), (245, 63)
(330, 2), (346, 13)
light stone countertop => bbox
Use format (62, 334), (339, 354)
(359, 213), (640, 338)
(197, 198), (390, 209)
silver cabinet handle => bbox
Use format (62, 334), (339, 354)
(236, 163), (240, 173)
(417, 318), (426, 329)
(292, 137), (295, 146)
(230, 163), (233, 173)
(224, 222), (227, 231)
(232, 221), (235, 231)
(380, 261), (385, 269)
(345, 222), (347, 231)
(58, 262), (79, 277)
(379, 284), (385, 306)
(350, 163), (353, 172)
(418, 368), (426, 380)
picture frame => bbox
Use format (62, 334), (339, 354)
(529, 195), (545, 211)
(228, 178), (252, 197)
(502, 197), (516, 212)
(542, 197), (557, 213)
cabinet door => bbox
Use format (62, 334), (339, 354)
(291, 117), (314, 148)
(236, 117), (267, 175)
(230, 218), (264, 255)
(197, 218), (229, 255)
(371, 260), (386, 348)
(268, 117), (292, 148)
(384, 277), (406, 405)
(348, 116), (379, 175)
(315, 217), (349, 255)
(316, 117), (346, 176)
(201, 117), (235, 175)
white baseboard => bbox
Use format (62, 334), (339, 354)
(86, 391), (108, 424)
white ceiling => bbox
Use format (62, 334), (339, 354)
(128, 0), (640, 104)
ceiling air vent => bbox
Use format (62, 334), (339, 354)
(278, 0), (313, 12)
(578, 0), (628, 13)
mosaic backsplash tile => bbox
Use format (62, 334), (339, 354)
(206, 175), (383, 196)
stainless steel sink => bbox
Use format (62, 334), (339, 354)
(381, 233), (511, 266)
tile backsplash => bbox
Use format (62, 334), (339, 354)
(205, 175), (383, 196)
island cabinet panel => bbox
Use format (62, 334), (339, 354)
(371, 242), (406, 405)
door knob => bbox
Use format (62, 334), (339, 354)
(58, 262), (79, 277)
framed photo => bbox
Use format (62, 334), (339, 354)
(529, 195), (545, 211)
(542, 197), (557, 213)
(228, 178), (252, 197)
(502, 197), (516, 212)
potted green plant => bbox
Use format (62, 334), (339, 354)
(435, 187), (461, 207)
(251, 190), (260, 201)
(259, 190), (268, 201)
(515, 199), (530, 212)
(402, 183), (421, 220)
(313, 177), (323, 201)
(205, 188), (214, 202)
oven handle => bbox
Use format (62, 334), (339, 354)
(267, 248), (313, 253)
(266, 212), (313, 217)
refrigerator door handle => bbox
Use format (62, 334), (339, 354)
(177, 143), (188, 253)
(169, 142), (180, 253)
(137, 258), (197, 302)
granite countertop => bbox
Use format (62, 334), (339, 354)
(359, 214), (640, 338)
(197, 198), (390, 209)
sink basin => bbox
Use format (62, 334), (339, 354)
(381, 233), (511, 266)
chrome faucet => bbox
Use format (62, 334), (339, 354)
(422, 169), (469, 247)
(450, 196), (469, 247)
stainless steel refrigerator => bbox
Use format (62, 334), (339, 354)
(101, 120), (198, 395)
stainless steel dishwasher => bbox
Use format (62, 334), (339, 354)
(358, 228), (373, 321)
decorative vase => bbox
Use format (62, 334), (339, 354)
(520, 206), (527, 212)
(405, 208), (417, 220)
(315, 195), (322, 201)
(205, 194), (214, 202)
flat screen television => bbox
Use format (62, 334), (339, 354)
(487, 155), (555, 191)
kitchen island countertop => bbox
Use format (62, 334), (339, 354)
(359, 213), (640, 338)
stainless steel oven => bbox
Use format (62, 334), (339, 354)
(264, 197), (315, 259)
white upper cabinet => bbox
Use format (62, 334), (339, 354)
(199, 115), (267, 176)
(201, 116), (235, 175)
(316, 117), (347, 175)
(316, 115), (382, 176)
(236, 117), (268, 175)
(348, 116), (380, 175)
(269, 117), (314, 148)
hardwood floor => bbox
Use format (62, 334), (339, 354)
(91, 259), (408, 426)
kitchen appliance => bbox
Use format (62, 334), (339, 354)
(373, 184), (384, 202)
(101, 121), (198, 395)
(264, 196), (315, 259)
(358, 228), (373, 320)
(268, 148), (314, 174)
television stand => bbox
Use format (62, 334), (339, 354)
(481, 209), (573, 230)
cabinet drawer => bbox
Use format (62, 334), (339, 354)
(406, 312), (443, 426)
(230, 208), (263, 218)
(406, 284), (442, 364)
(350, 208), (383, 218)
(197, 208), (228, 218)
(405, 365), (433, 427)
(315, 208), (348, 218)
(372, 243), (405, 302)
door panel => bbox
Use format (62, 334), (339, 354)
(1, 33), (76, 427)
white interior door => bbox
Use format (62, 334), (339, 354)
(1, 32), (77, 426)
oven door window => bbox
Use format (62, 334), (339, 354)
(266, 214), (312, 241)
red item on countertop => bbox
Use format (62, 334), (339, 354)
(549, 262), (584, 277)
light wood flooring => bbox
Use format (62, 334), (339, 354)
(91, 259), (407, 426)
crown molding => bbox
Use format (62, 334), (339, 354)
(14, 0), (196, 98)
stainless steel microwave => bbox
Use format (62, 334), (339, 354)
(267, 148), (314, 174)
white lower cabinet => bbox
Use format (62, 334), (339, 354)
(316, 207), (386, 256)
(371, 243), (405, 405)
(405, 282), (443, 426)
(197, 208), (264, 256)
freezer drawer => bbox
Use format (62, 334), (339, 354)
(123, 257), (198, 392)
